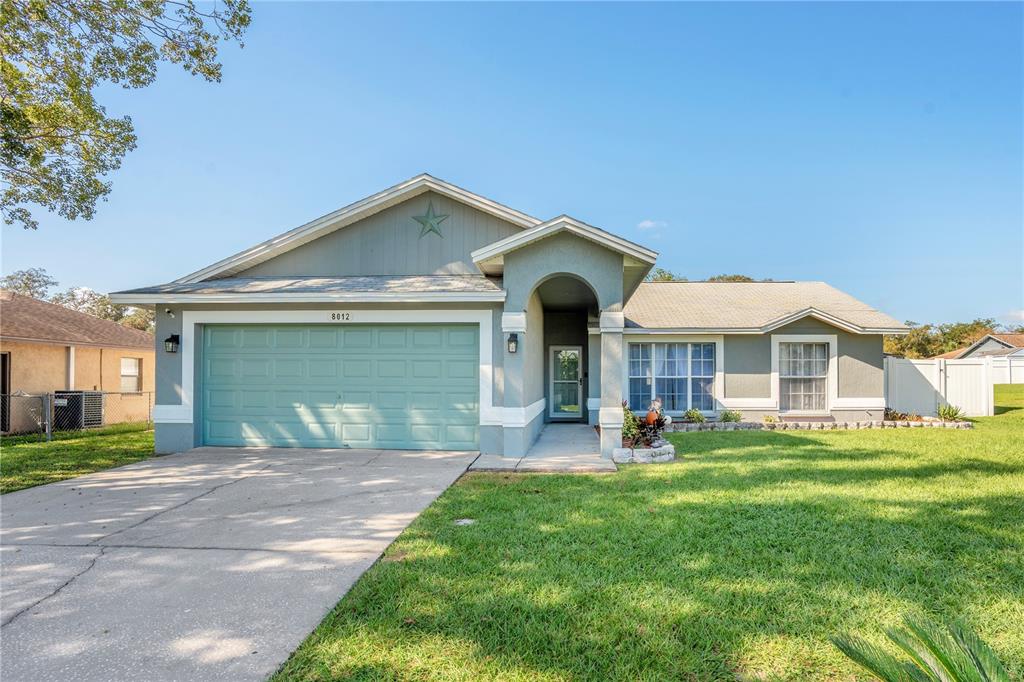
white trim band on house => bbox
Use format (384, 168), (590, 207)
(501, 312), (528, 332)
(599, 311), (625, 332)
(502, 399), (546, 427)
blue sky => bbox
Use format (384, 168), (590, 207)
(3, 1), (1021, 325)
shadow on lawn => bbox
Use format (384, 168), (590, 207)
(278, 431), (1024, 681)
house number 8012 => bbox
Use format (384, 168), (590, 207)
(330, 313), (351, 321)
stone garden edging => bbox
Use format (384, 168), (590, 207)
(667, 420), (973, 432)
(612, 440), (676, 464)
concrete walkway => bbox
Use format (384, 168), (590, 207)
(470, 423), (615, 472)
(1, 447), (476, 682)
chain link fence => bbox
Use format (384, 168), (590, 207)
(1, 391), (153, 442)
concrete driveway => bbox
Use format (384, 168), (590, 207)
(1, 447), (477, 681)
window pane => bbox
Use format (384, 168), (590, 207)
(629, 377), (651, 412)
(780, 377), (826, 411)
(120, 375), (140, 392)
(121, 357), (140, 376)
(657, 377), (686, 412)
(629, 344), (651, 379)
(691, 377), (714, 411)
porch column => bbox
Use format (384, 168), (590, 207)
(598, 311), (625, 458)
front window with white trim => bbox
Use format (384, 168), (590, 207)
(779, 342), (828, 412)
(628, 342), (715, 412)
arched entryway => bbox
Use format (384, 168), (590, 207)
(531, 274), (599, 423)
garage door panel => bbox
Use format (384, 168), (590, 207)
(202, 324), (478, 450)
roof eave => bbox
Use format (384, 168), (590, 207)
(109, 291), (507, 305)
(471, 216), (658, 270)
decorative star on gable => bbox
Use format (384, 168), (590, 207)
(413, 201), (449, 238)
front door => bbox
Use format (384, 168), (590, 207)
(549, 346), (582, 419)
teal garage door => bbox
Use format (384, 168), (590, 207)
(201, 324), (479, 450)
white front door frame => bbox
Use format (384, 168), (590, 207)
(549, 345), (583, 420)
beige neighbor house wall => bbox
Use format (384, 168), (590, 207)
(0, 340), (155, 431)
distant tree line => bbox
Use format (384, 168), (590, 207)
(645, 269), (770, 283)
(884, 319), (1022, 358)
(0, 267), (153, 332)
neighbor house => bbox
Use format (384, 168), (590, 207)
(933, 333), (1024, 359)
(111, 174), (908, 457)
(0, 291), (155, 433)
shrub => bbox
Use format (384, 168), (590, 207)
(884, 407), (909, 421)
(832, 613), (1009, 682)
(762, 414), (777, 424)
(719, 409), (742, 423)
(937, 403), (966, 422)
(682, 408), (705, 423)
(621, 400), (641, 445)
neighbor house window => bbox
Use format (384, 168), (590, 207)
(779, 342), (828, 412)
(120, 358), (141, 393)
(629, 342), (715, 412)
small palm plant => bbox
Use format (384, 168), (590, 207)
(937, 403), (966, 422)
(831, 614), (1009, 682)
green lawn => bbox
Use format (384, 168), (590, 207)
(0, 423), (155, 494)
(276, 385), (1024, 681)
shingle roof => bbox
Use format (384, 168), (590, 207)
(111, 275), (506, 302)
(116, 275), (503, 295)
(623, 281), (907, 333)
(933, 347), (968, 359)
(989, 333), (1024, 348)
(0, 291), (154, 348)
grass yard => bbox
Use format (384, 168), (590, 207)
(0, 423), (155, 494)
(276, 385), (1024, 681)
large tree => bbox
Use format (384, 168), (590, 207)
(0, 265), (57, 297)
(1, 0), (251, 229)
(883, 318), (1000, 358)
(50, 286), (155, 331)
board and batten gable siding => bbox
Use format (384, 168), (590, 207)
(234, 191), (522, 277)
(722, 317), (884, 400)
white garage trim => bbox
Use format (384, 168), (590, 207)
(171, 309), (500, 426)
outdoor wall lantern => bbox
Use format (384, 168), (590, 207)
(164, 334), (180, 353)
(507, 333), (519, 354)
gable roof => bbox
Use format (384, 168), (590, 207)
(0, 291), (154, 349)
(175, 174), (542, 284)
(472, 215), (658, 275)
(933, 347), (968, 359)
(622, 281), (908, 334)
(953, 333), (1024, 358)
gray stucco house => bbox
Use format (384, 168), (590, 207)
(112, 174), (908, 458)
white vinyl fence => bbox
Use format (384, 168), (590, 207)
(990, 356), (1024, 385)
(884, 357), (1013, 417)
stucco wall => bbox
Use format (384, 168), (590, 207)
(523, 291), (545, 405)
(236, 191), (522, 277)
(0, 340), (154, 395)
(502, 232), (625, 312)
(1, 340), (67, 394)
(722, 318), (884, 400)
